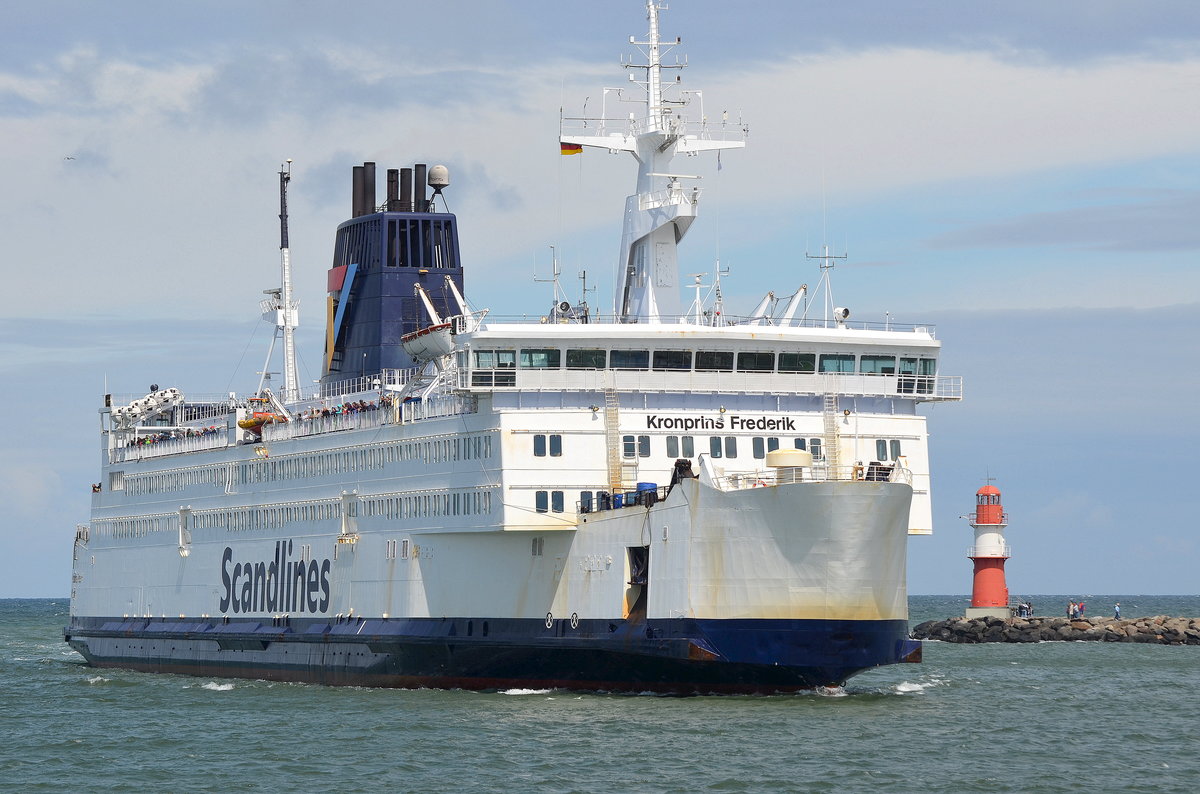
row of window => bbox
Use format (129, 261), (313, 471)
(94, 501), (346, 540)
(360, 489), (495, 521)
(383, 538), (411, 560)
(628, 438), (873, 462)
(533, 434), (562, 457)
(474, 348), (936, 376)
(95, 486), (499, 541)
(118, 433), (494, 496)
(535, 490), (565, 513)
(95, 514), (176, 540)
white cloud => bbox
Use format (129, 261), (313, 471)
(709, 48), (1200, 204)
(3, 35), (1200, 329)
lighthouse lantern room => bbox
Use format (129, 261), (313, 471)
(964, 483), (1012, 620)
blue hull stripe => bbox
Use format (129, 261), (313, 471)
(66, 615), (920, 693)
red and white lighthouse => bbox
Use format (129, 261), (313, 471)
(964, 483), (1011, 619)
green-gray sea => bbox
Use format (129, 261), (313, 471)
(3, 596), (1197, 793)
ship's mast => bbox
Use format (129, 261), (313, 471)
(560, 0), (746, 324)
(279, 161), (300, 402)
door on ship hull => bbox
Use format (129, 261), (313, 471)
(624, 545), (648, 620)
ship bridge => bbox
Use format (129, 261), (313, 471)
(453, 318), (961, 402)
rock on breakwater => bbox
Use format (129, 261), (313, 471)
(911, 615), (1200, 645)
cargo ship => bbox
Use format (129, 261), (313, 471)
(65, 2), (961, 693)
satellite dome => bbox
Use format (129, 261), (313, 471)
(428, 165), (450, 192)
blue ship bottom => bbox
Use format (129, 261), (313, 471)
(65, 615), (921, 694)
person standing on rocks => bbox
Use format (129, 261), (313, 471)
(1114, 603), (1121, 619)
(1079, 602), (1086, 618)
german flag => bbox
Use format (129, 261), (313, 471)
(560, 141), (583, 155)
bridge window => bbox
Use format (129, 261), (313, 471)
(623, 435), (650, 458)
(472, 349), (516, 386)
(778, 352), (816, 373)
(611, 350), (649, 370)
(899, 357), (937, 394)
(566, 348), (606, 369)
(535, 491), (548, 513)
(520, 348), (561, 368)
(695, 351), (734, 371)
(737, 351), (775, 372)
(474, 350), (515, 368)
(809, 438), (823, 460)
(709, 436), (722, 458)
(860, 355), (896, 375)
(819, 354), (856, 373)
(653, 350), (692, 370)
(551, 491), (564, 513)
(724, 437), (738, 458)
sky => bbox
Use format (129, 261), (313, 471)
(2, 1), (1198, 598)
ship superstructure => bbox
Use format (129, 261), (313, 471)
(66, 2), (961, 693)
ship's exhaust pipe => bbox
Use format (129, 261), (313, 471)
(386, 168), (400, 211)
(362, 161), (376, 215)
(400, 168), (413, 212)
(351, 165), (364, 217)
(352, 162), (430, 214)
(414, 163), (427, 213)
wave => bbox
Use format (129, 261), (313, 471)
(200, 681), (235, 691)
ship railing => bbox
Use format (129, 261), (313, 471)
(263, 407), (389, 441)
(397, 393), (478, 424)
(579, 463), (913, 515)
(260, 393), (476, 442)
(560, 116), (747, 143)
(312, 368), (419, 401)
(639, 184), (699, 212)
(110, 431), (230, 463)
(180, 402), (238, 424)
(461, 367), (961, 401)
(708, 463), (913, 491)
(478, 314), (938, 334)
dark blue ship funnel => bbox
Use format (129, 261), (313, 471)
(321, 161), (464, 383)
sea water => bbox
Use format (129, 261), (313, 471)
(3, 596), (1197, 793)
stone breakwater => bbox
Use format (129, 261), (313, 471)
(911, 616), (1200, 645)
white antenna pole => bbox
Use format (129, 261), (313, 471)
(279, 160), (300, 403)
(646, 0), (663, 126)
(534, 245), (567, 304)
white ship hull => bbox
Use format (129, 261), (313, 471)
(69, 461), (920, 691)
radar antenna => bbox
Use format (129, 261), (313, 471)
(803, 245), (848, 327)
